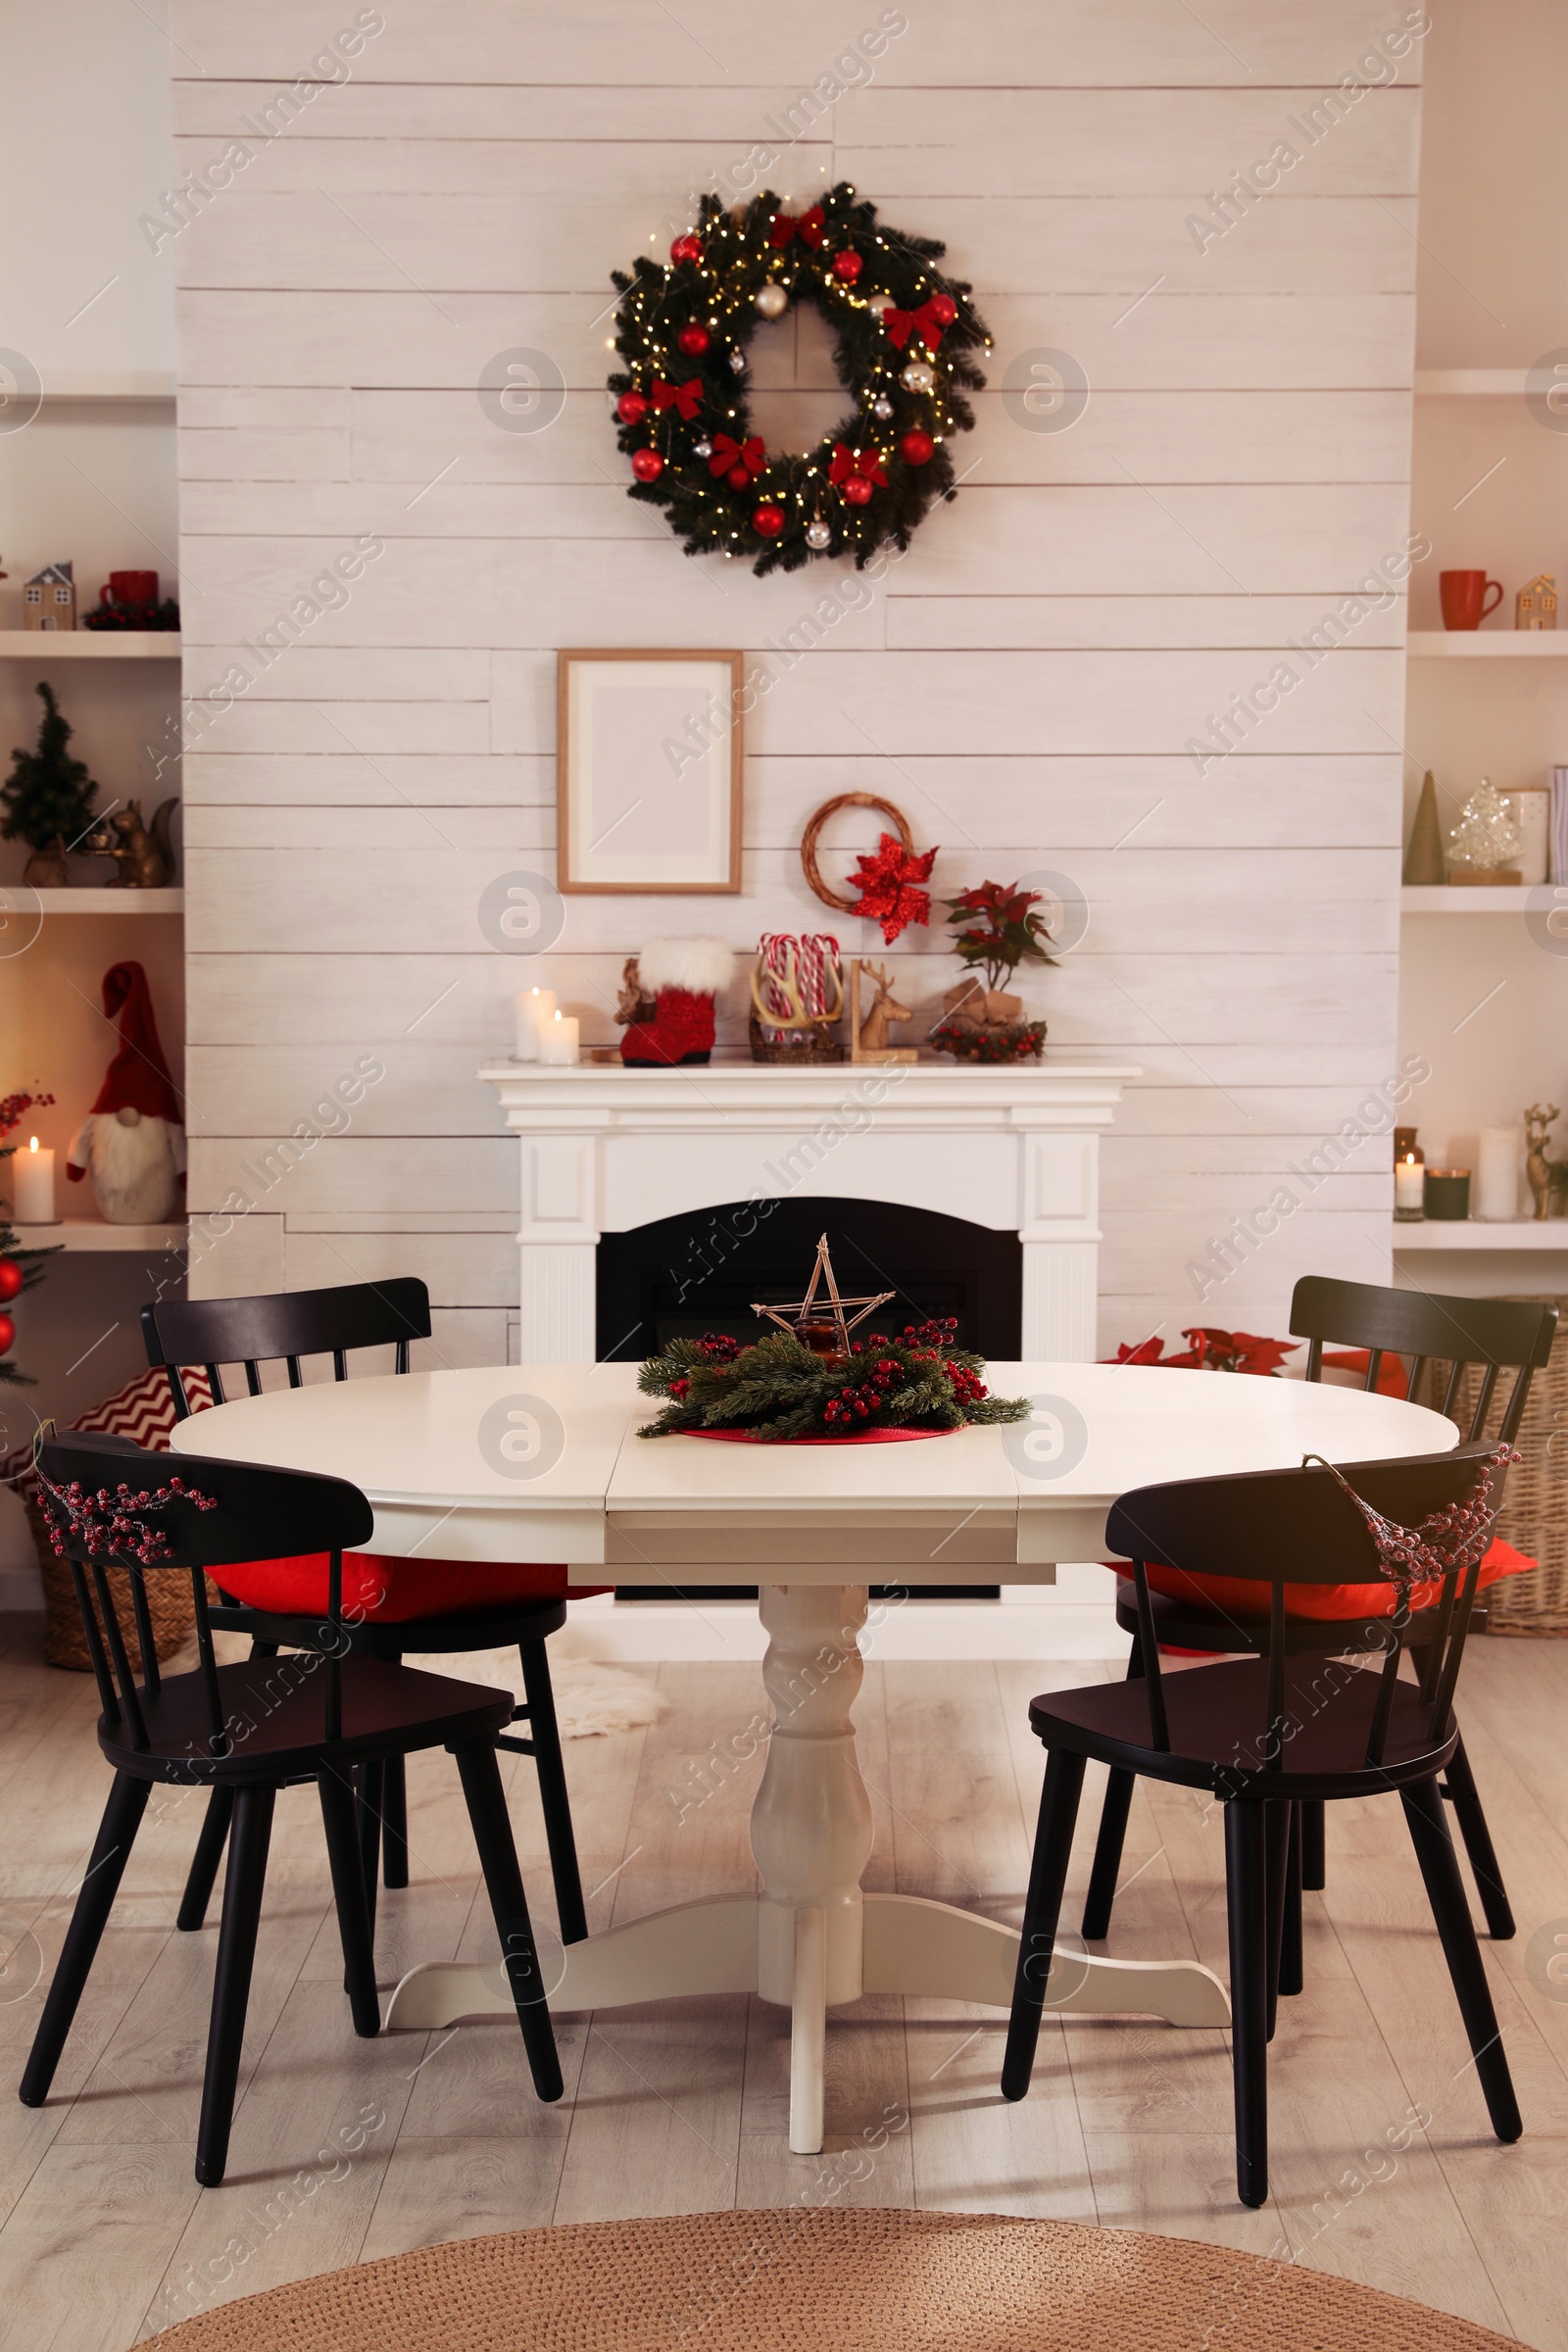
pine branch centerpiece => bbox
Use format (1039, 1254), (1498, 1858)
(638, 1235), (1029, 1442)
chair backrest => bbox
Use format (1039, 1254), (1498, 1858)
(36, 1430), (373, 1759)
(1105, 1442), (1506, 1776)
(1291, 1275), (1556, 1443)
(141, 1278), (432, 1420)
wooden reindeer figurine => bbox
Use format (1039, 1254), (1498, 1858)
(850, 959), (916, 1063)
(1526, 1102), (1563, 1220)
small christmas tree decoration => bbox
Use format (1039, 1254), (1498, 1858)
(1446, 777), (1522, 883)
(1, 682), (99, 886)
(1402, 769), (1447, 885)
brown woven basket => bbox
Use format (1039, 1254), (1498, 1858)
(1424, 1296), (1568, 1634)
(747, 1013), (845, 1064)
(32, 1501), (198, 1672)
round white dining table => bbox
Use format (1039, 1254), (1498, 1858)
(172, 1358), (1456, 2154)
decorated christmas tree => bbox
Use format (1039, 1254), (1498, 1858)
(1446, 778), (1521, 876)
(1, 682), (99, 881)
(0, 1091), (60, 1389)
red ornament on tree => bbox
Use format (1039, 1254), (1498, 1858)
(676, 322), (710, 357)
(900, 428), (935, 466)
(753, 504), (786, 538)
(670, 233), (704, 265)
(849, 832), (940, 946)
(0, 1257), (20, 1302)
(842, 476), (873, 506)
(616, 390), (649, 424)
(0, 1313), (14, 1358)
(927, 292), (957, 326)
(727, 465), (752, 490)
(831, 251), (863, 282)
(631, 448), (664, 482)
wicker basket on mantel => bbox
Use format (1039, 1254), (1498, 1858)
(1426, 1295), (1568, 1634)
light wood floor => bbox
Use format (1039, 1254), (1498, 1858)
(2, 1618), (1565, 2349)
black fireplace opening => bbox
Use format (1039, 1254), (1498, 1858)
(596, 1195), (1022, 1365)
(597, 1197), (1021, 1601)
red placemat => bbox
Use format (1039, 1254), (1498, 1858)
(682, 1425), (957, 1446)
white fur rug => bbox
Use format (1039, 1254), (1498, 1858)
(171, 1629), (668, 1740)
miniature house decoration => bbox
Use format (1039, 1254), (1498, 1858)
(23, 562), (75, 631)
(1516, 572), (1557, 630)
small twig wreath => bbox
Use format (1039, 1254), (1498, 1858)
(800, 793), (914, 916)
(608, 180), (991, 577)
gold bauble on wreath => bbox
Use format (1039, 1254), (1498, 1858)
(800, 791), (915, 915)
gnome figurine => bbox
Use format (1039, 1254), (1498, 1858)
(618, 937), (735, 1066)
(67, 960), (185, 1223)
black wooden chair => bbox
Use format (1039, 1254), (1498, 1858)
(141, 1281), (589, 1951)
(21, 1431), (562, 2186)
(1081, 1278), (1555, 1955)
(1003, 1442), (1521, 2208)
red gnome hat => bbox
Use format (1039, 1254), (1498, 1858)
(66, 962), (181, 1186)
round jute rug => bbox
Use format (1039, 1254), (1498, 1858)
(151, 2207), (1514, 2352)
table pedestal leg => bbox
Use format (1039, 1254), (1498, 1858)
(385, 1581), (1228, 2154)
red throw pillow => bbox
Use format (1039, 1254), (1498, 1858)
(1125, 1535), (1536, 1627)
(211, 1551), (610, 1621)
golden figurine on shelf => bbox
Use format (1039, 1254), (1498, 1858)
(1524, 1103), (1568, 1219)
(751, 1233), (896, 1359)
(849, 958), (916, 1062)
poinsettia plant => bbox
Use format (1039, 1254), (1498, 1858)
(943, 880), (1058, 992)
(1106, 1328), (1298, 1377)
(639, 1323), (1029, 1442)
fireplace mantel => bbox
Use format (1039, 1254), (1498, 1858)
(480, 1055), (1139, 1362)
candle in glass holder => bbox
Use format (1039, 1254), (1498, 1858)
(11, 1137), (56, 1223)
(1477, 1126), (1521, 1221)
(1424, 1167), (1471, 1221)
(538, 1010), (579, 1066)
(514, 985), (556, 1060)
(1394, 1149), (1425, 1220)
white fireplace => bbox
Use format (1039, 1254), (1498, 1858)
(480, 1057), (1138, 1363)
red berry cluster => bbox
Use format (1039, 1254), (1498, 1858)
(903, 1317), (959, 1351)
(668, 1378), (691, 1400)
(690, 1333), (742, 1363)
(823, 1355), (904, 1426)
(947, 1362), (989, 1406)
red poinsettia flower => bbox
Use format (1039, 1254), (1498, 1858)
(1180, 1328), (1299, 1376)
(849, 831), (938, 945)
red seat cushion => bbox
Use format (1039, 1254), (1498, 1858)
(213, 1552), (610, 1622)
(1129, 1535), (1536, 1627)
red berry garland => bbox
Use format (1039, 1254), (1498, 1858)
(609, 180), (991, 576)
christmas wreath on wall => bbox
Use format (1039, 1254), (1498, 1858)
(608, 181), (990, 577)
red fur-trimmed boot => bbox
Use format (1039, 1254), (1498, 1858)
(619, 937), (734, 1065)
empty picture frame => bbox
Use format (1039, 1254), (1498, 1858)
(557, 649), (744, 894)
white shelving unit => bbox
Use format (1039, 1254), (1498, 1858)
(1411, 369), (1530, 397)
(11, 1219), (186, 1252)
(24, 888), (183, 914)
(1407, 631), (1568, 657)
(34, 371), (175, 404)
(1400, 886), (1540, 911)
(0, 632), (180, 660)
(1392, 1221), (1568, 1251)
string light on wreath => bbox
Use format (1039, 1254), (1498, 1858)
(607, 180), (991, 576)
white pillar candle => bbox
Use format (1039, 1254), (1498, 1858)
(537, 1010), (579, 1066)
(1477, 1126), (1521, 1221)
(12, 1137), (56, 1223)
(514, 985), (556, 1061)
(1394, 1153), (1425, 1214)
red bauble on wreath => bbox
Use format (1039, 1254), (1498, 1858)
(0, 1313), (14, 1358)
(608, 179), (991, 576)
(0, 1257), (21, 1303)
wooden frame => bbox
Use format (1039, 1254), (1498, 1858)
(557, 649), (744, 895)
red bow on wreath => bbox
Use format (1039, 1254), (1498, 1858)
(709, 432), (765, 479)
(829, 442), (889, 489)
(850, 832), (939, 945)
(884, 299), (949, 352)
(769, 205), (825, 250)
(652, 376), (704, 419)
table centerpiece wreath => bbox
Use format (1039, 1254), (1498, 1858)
(608, 182), (991, 576)
(638, 1236), (1028, 1443)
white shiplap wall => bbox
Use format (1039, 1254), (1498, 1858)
(171, 0), (1423, 1360)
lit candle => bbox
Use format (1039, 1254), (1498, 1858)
(1477, 1126), (1520, 1221)
(514, 985), (556, 1061)
(537, 1010), (579, 1066)
(1394, 1152), (1425, 1218)
(11, 1137), (57, 1223)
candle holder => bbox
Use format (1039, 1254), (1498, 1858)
(1424, 1167), (1472, 1221)
(1393, 1127), (1426, 1222)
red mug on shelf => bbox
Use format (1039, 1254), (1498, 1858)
(1440, 569), (1504, 630)
(99, 569), (159, 612)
